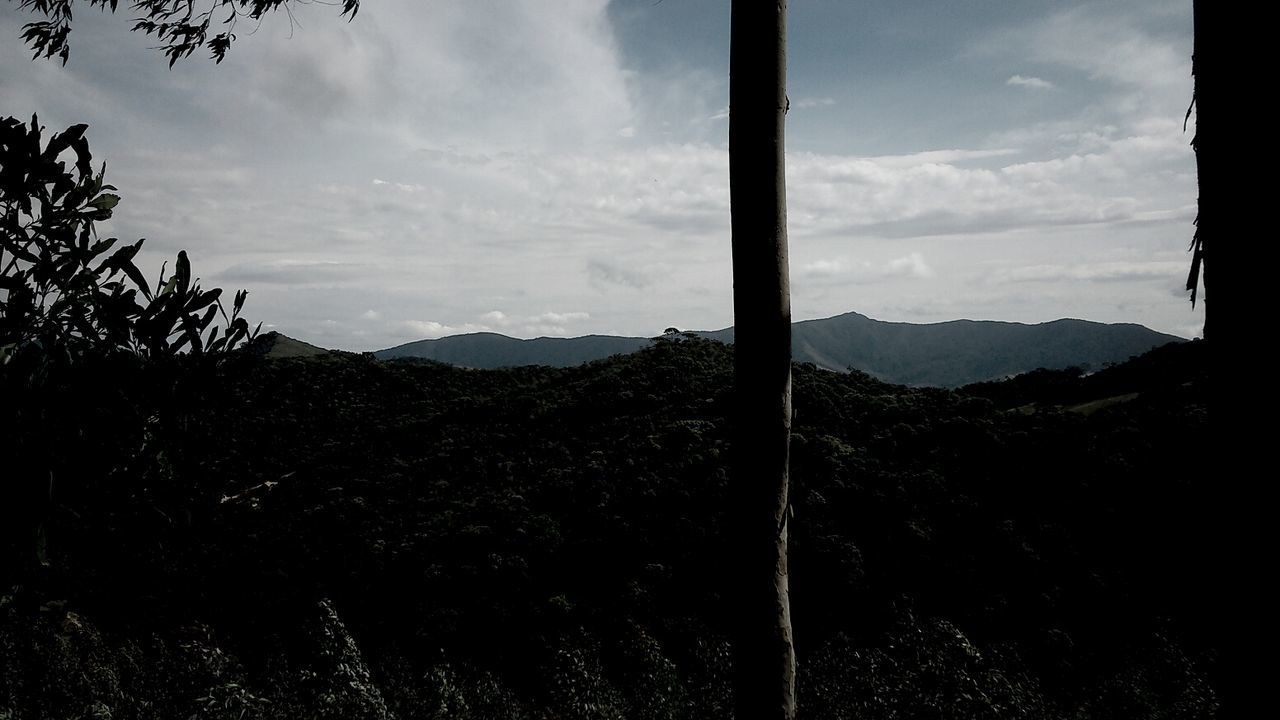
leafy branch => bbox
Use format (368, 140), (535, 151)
(14, 0), (360, 65)
(1, 114), (258, 364)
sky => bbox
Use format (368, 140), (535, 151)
(1, 0), (1202, 350)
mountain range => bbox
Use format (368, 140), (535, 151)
(368, 311), (1184, 387)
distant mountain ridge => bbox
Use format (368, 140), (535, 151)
(376, 332), (651, 370)
(373, 311), (1184, 387)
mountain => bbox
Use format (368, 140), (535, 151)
(375, 332), (652, 369)
(244, 331), (331, 359)
(375, 312), (1184, 387)
(741, 312), (1185, 386)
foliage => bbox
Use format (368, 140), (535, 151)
(0, 337), (1216, 718)
(0, 115), (258, 365)
(13, 0), (360, 65)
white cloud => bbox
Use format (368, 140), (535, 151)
(402, 320), (491, 338)
(986, 261), (1186, 284)
(800, 259), (847, 277)
(798, 254), (934, 283)
(887, 252), (935, 279)
(1006, 74), (1054, 90)
(531, 311), (590, 325)
(1027, 6), (1188, 93)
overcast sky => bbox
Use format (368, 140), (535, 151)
(1, 0), (1201, 350)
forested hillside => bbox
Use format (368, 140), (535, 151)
(1, 337), (1214, 719)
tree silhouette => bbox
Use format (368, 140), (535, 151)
(1186, 1), (1206, 337)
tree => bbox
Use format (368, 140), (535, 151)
(12, 1), (800, 715)
(1, 114), (258, 361)
(728, 2), (796, 718)
(1, 114), (260, 577)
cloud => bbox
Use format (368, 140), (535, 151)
(587, 259), (669, 289)
(793, 97), (837, 109)
(219, 260), (369, 286)
(402, 320), (491, 338)
(797, 253), (934, 283)
(787, 125), (1192, 241)
(0, 0), (1199, 350)
(799, 259), (847, 278)
(976, 2), (1190, 121)
(390, 309), (592, 340)
(1006, 74), (1054, 90)
(1028, 6), (1188, 93)
(887, 252), (935, 278)
(531, 311), (590, 325)
(986, 261), (1186, 284)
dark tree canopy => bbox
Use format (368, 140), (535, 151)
(14, 0), (359, 65)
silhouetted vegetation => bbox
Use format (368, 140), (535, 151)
(13, 0), (360, 65)
(2, 333), (1215, 718)
(1, 115), (258, 363)
(2, 115), (258, 642)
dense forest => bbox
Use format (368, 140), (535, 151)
(1, 334), (1214, 719)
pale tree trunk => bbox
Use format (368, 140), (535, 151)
(728, 1), (795, 718)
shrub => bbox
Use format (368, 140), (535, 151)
(1, 114), (257, 366)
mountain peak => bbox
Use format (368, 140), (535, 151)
(374, 312), (1183, 387)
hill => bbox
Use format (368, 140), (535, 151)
(376, 331), (650, 369)
(1, 338), (1215, 719)
(788, 312), (1182, 385)
(376, 311), (1184, 386)
(245, 330), (331, 359)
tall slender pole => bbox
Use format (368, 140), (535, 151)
(728, 1), (795, 718)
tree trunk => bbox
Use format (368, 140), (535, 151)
(728, 2), (795, 719)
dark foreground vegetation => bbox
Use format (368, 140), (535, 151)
(1, 335), (1214, 719)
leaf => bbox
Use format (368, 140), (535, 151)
(175, 250), (191, 298)
(197, 302), (220, 331)
(70, 136), (92, 179)
(96, 238), (143, 275)
(186, 287), (222, 314)
(86, 193), (120, 211)
(43, 123), (87, 162)
(123, 259), (152, 301)
(88, 236), (118, 258)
